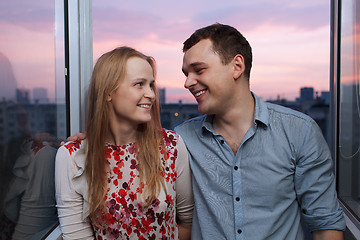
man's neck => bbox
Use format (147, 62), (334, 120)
(213, 90), (255, 155)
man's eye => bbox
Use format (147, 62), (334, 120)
(195, 68), (204, 74)
(135, 82), (142, 86)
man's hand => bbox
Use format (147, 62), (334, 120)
(60, 132), (87, 146)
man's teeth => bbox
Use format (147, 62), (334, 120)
(195, 90), (206, 97)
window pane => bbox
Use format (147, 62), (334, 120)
(92, 1), (330, 104)
(338, 0), (360, 222)
(0, 1), (66, 238)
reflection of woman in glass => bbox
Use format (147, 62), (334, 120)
(55, 47), (193, 239)
(0, 52), (59, 239)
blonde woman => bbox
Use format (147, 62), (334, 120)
(55, 47), (193, 239)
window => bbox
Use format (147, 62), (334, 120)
(0, 1), (66, 239)
(337, 0), (360, 228)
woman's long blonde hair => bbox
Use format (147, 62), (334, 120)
(85, 47), (164, 224)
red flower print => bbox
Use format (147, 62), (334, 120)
(130, 159), (137, 169)
(113, 179), (118, 186)
(141, 217), (153, 232)
(126, 226), (132, 235)
(135, 202), (144, 216)
(118, 189), (126, 197)
(113, 166), (120, 175)
(93, 131), (181, 239)
(165, 195), (174, 206)
(129, 192), (137, 201)
(112, 148), (125, 162)
(160, 225), (166, 234)
(157, 212), (164, 226)
(145, 208), (156, 223)
(128, 143), (136, 154)
(170, 163), (175, 170)
(117, 160), (124, 168)
(64, 139), (82, 155)
(131, 218), (139, 227)
(122, 182), (128, 190)
(151, 198), (160, 211)
(104, 145), (112, 159)
(148, 233), (156, 240)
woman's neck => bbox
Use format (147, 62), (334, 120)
(106, 121), (138, 146)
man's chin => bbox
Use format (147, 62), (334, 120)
(197, 105), (209, 115)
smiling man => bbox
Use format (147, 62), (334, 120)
(174, 23), (345, 240)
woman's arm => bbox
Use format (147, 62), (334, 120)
(55, 146), (94, 239)
(175, 136), (194, 240)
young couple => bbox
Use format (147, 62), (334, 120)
(55, 23), (345, 239)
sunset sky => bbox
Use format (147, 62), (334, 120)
(92, 0), (331, 103)
(0, 0), (331, 103)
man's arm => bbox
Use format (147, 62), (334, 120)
(313, 229), (344, 240)
(178, 224), (191, 240)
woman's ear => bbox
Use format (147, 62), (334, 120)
(233, 54), (245, 80)
(106, 94), (112, 102)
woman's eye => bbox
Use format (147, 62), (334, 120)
(135, 82), (142, 86)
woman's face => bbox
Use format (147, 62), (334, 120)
(107, 57), (156, 127)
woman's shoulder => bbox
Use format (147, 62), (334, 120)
(60, 139), (86, 156)
(161, 128), (180, 146)
(55, 139), (87, 181)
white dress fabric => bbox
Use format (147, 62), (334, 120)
(55, 129), (193, 240)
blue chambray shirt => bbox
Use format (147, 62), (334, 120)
(174, 93), (345, 240)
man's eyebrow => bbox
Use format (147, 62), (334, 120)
(190, 62), (206, 68)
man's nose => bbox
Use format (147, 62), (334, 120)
(184, 74), (196, 89)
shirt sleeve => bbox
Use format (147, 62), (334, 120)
(55, 146), (95, 240)
(294, 119), (345, 232)
(175, 135), (194, 225)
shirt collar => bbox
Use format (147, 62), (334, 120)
(200, 92), (270, 135)
(252, 92), (270, 127)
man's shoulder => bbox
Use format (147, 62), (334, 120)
(175, 115), (205, 132)
(265, 102), (314, 123)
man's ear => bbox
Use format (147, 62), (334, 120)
(233, 54), (245, 80)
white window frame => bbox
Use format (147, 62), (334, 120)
(68, 0), (93, 135)
(46, 0), (92, 238)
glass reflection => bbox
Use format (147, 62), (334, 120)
(338, 0), (360, 222)
(0, 1), (66, 239)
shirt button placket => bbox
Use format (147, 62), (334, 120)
(233, 152), (242, 239)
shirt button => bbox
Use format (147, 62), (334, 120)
(237, 229), (242, 234)
(235, 197), (240, 201)
(234, 166), (238, 170)
(220, 139), (225, 144)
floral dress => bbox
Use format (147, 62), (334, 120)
(56, 129), (193, 240)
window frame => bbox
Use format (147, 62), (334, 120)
(331, 0), (360, 238)
(45, 0), (93, 239)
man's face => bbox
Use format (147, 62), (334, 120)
(182, 39), (235, 115)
